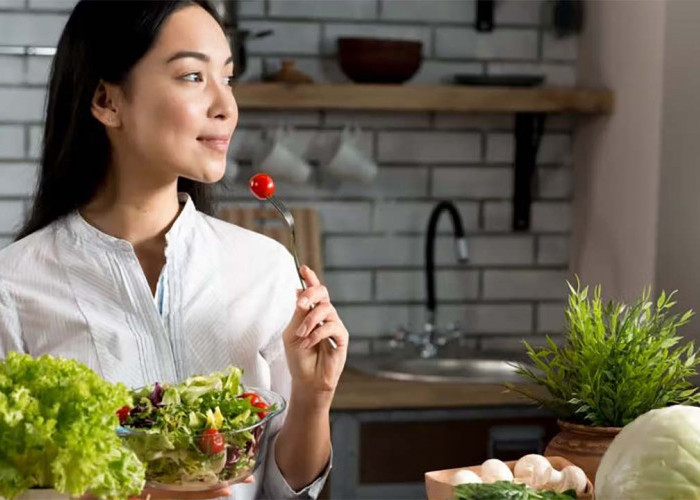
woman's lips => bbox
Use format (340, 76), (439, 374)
(197, 137), (230, 152)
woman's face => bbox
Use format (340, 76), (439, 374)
(110, 5), (237, 185)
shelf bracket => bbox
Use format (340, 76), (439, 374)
(512, 112), (546, 231)
(476, 0), (495, 32)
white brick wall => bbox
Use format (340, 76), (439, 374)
(495, 0), (542, 26)
(376, 269), (479, 301)
(0, 13), (67, 45)
(0, 163), (38, 196)
(26, 56), (52, 85)
(537, 236), (569, 265)
(483, 201), (512, 231)
(241, 21), (322, 55)
(441, 303), (533, 334)
(487, 62), (577, 86)
(324, 23), (432, 56)
(0, 200), (25, 233)
(542, 32), (578, 61)
(0, 56), (23, 84)
(324, 271), (373, 302)
(436, 28), (538, 60)
(531, 202), (571, 232)
(487, 133), (572, 164)
(0, 0), (24, 10)
(27, 0), (77, 11)
(377, 131), (480, 163)
(270, 0), (378, 20)
(381, 0), (474, 24)
(0, 89), (46, 121)
(373, 201), (479, 232)
(537, 302), (567, 334)
(0, 0), (575, 343)
(483, 270), (569, 300)
(0, 126), (24, 159)
(432, 167), (512, 198)
(410, 60), (483, 84)
(311, 202), (371, 233)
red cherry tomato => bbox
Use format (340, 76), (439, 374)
(239, 392), (261, 406)
(116, 405), (131, 425)
(199, 428), (226, 455)
(249, 173), (275, 200)
(253, 400), (269, 419)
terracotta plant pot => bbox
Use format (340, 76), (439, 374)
(544, 420), (621, 484)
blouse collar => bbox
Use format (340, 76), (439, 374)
(64, 192), (197, 254)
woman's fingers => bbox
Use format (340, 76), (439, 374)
(300, 265), (321, 287)
(299, 321), (347, 349)
(294, 302), (337, 338)
(296, 283), (329, 310)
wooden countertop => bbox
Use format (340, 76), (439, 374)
(331, 367), (546, 411)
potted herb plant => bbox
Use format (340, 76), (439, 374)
(0, 352), (146, 500)
(510, 280), (700, 482)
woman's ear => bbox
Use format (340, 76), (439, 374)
(91, 79), (122, 128)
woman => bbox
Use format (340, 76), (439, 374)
(0, 1), (348, 499)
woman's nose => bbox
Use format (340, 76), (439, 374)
(208, 79), (237, 121)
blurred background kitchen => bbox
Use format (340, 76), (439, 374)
(2, 0), (700, 498)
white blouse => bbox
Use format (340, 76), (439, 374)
(0, 193), (330, 499)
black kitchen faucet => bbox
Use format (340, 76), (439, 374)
(424, 201), (469, 335)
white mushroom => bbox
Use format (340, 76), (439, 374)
(480, 459), (514, 484)
(559, 466), (588, 493)
(451, 469), (483, 486)
(544, 465), (587, 493)
(513, 454), (553, 489)
(543, 468), (563, 490)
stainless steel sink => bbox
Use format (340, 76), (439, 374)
(349, 351), (529, 384)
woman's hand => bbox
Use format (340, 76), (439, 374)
(139, 486), (232, 499)
(137, 476), (254, 499)
(283, 266), (349, 396)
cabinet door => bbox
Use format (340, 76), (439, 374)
(357, 416), (558, 484)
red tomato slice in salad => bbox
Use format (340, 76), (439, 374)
(116, 405), (131, 425)
(199, 428), (226, 455)
(239, 392), (261, 406)
(253, 400), (269, 419)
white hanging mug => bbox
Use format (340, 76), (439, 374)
(323, 124), (378, 184)
(253, 123), (312, 184)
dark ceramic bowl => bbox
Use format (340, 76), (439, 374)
(337, 37), (422, 84)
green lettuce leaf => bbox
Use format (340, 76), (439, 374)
(0, 352), (146, 499)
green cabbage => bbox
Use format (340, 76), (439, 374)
(596, 405), (700, 499)
(0, 352), (146, 499)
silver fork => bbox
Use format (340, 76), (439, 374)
(267, 196), (339, 350)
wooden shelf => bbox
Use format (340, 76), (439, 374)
(232, 82), (614, 231)
(233, 83), (614, 114)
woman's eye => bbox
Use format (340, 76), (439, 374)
(225, 76), (235, 87)
(182, 72), (203, 82)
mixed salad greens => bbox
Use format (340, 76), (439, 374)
(118, 365), (279, 488)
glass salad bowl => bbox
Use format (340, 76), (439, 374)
(116, 372), (286, 492)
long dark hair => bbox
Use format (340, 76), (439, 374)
(15, 0), (223, 241)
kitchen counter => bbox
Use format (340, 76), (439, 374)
(331, 367), (546, 410)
